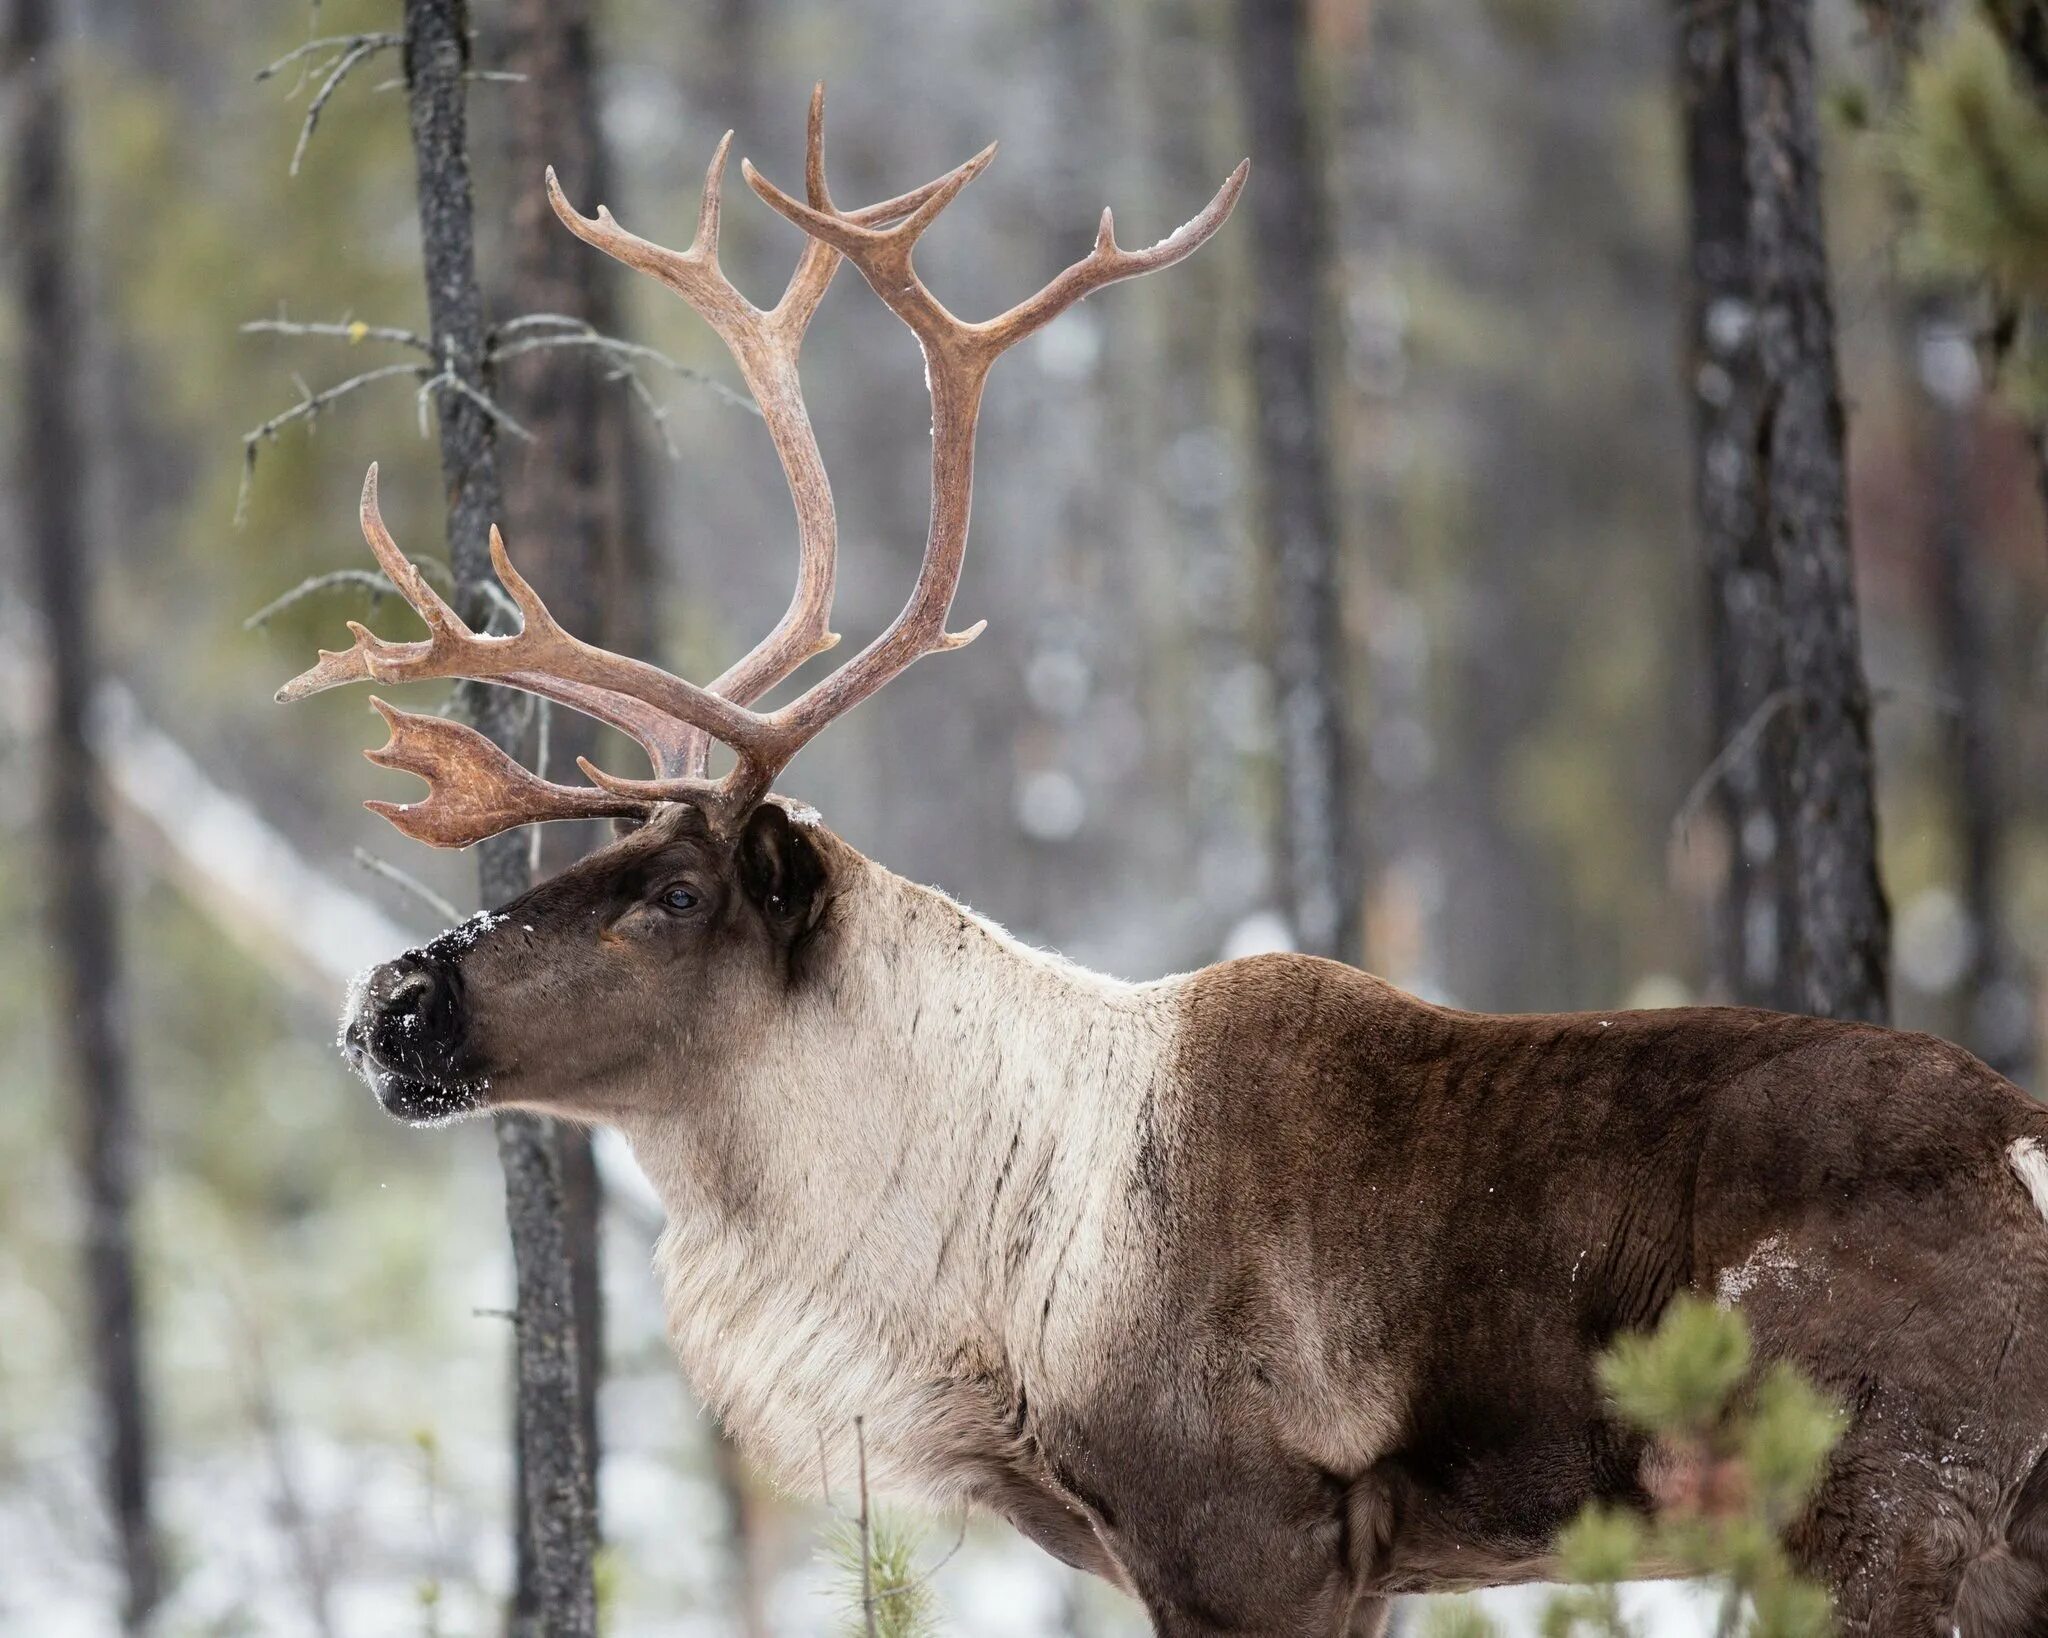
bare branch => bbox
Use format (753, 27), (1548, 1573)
(351, 847), (462, 925)
(856, 1417), (876, 1638)
(488, 313), (761, 417)
(237, 360), (431, 524)
(243, 569), (398, 630)
(243, 557), (457, 631)
(1671, 687), (1803, 847)
(367, 69), (530, 95)
(243, 316), (436, 356)
(256, 32), (402, 177)
(419, 367), (535, 444)
(253, 32), (400, 86)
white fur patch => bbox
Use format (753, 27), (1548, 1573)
(1716, 1233), (1800, 1307)
(2007, 1137), (2048, 1224)
(621, 858), (1182, 1507)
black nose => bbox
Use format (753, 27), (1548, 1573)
(362, 952), (467, 1076)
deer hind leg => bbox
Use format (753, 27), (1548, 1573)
(1785, 1413), (1993, 1638)
(1955, 1444), (2048, 1638)
(1340, 1595), (1392, 1637)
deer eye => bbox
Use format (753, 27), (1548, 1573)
(658, 885), (699, 914)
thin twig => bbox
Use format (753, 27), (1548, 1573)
(228, 1295), (340, 1638)
(367, 69), (529, 94)
(487, 319), (761, 417)
(244, 558), (456, 630)
(868, 1516), (970, 1604)
(257, 32), (402, 177)
(253, 32), (399, 85)
(1670, 687), (1803, 846)
(614, 364), (679, 460)
(855, 1417), (876, 1638)
(352, 848), (462, 925)
(243, 316), (436, 355)
(243, 568), (399, 630)
(237, 360), (431, 523)
(527, 699), (553, 880)
(475, 578), (524, 633)
(419, 367), (536, 443)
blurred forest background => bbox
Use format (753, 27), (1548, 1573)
(6, 0), (2048, 1633)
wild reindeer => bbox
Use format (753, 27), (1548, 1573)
(286, 91), (2048, 1638)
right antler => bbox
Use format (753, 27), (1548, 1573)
(280, 89), (1246, 847)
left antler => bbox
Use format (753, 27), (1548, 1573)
(280, 91), (1246, 847)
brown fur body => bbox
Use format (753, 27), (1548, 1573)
(341, 807), (2048, 1636)
(1031, 958), (2048, 1634)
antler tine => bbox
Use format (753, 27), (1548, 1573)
(283, 466), (771, 780)
(364, 698), (652, 848)
(698, 141), (1249, 806)
(283, 103), (1245, 846)
(546, 86), (978, 778)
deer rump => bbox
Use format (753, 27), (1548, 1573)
(278, 87), (2048, 1638)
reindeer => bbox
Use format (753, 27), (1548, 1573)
(285, 91), (2048, 1638)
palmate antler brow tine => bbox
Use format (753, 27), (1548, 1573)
(545, 84), (980, 777)
(361, 698), (650, 846)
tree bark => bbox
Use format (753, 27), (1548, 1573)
(1923, 371), (2033, 1075)
(1233, 0), (1360, 964)
(399, 4), (597, 1633)
(495, 0), (618, 1598)
(5, 0), (162, 1625)
(1675, 0), (1799, 1011)
(1736, 0), (1890, 1023)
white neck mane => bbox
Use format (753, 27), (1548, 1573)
(620, 861), (1187, 1503)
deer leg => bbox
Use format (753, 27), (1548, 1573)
(1341, 1595), (1393, 1637)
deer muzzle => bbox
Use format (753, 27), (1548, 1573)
(340, 946), (489, 1125)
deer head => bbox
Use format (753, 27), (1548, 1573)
(287, 89), (1244, 1126)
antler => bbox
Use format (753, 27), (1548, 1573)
(280, 91), (1246, 847)
(580, 106), (1248, 810)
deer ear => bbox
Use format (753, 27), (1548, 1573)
(737, 803), (827, 935)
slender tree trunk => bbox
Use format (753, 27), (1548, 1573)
(6, 1), (161, 1626)
(495, 0), (615, 1600)
(1923, 367), (2033, 1076)
(1737, 0), (1890, 1023)
(1864, 8), (2035, 1077)
(399, 5), (597, 1634)
(1234, 0), (1360, 964)
(1675, 0), (1799, 1010)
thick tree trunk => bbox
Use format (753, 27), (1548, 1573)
(399, 4), (597, 1634)
(1233, 0), (1359, 964)
(6, 1), (161, 1626)
(495, 0), (617, 1596)
(1736, 0), (1890, 1023)
(1675, 0), (1799, 1011)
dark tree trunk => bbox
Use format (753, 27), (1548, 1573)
(399, 4), (597, 1633)
(1736, 0), (1890, 1023)
(1924, 375), (2033, 1076)
(5, 1), (161, 1625)
(1233, 0), (1360, 964)
(1985, 0), (2048, 107)
(495, 0), (618, 1593)
(1963, 5), (2048, 560)
(1675, 0), (1799, 1011)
